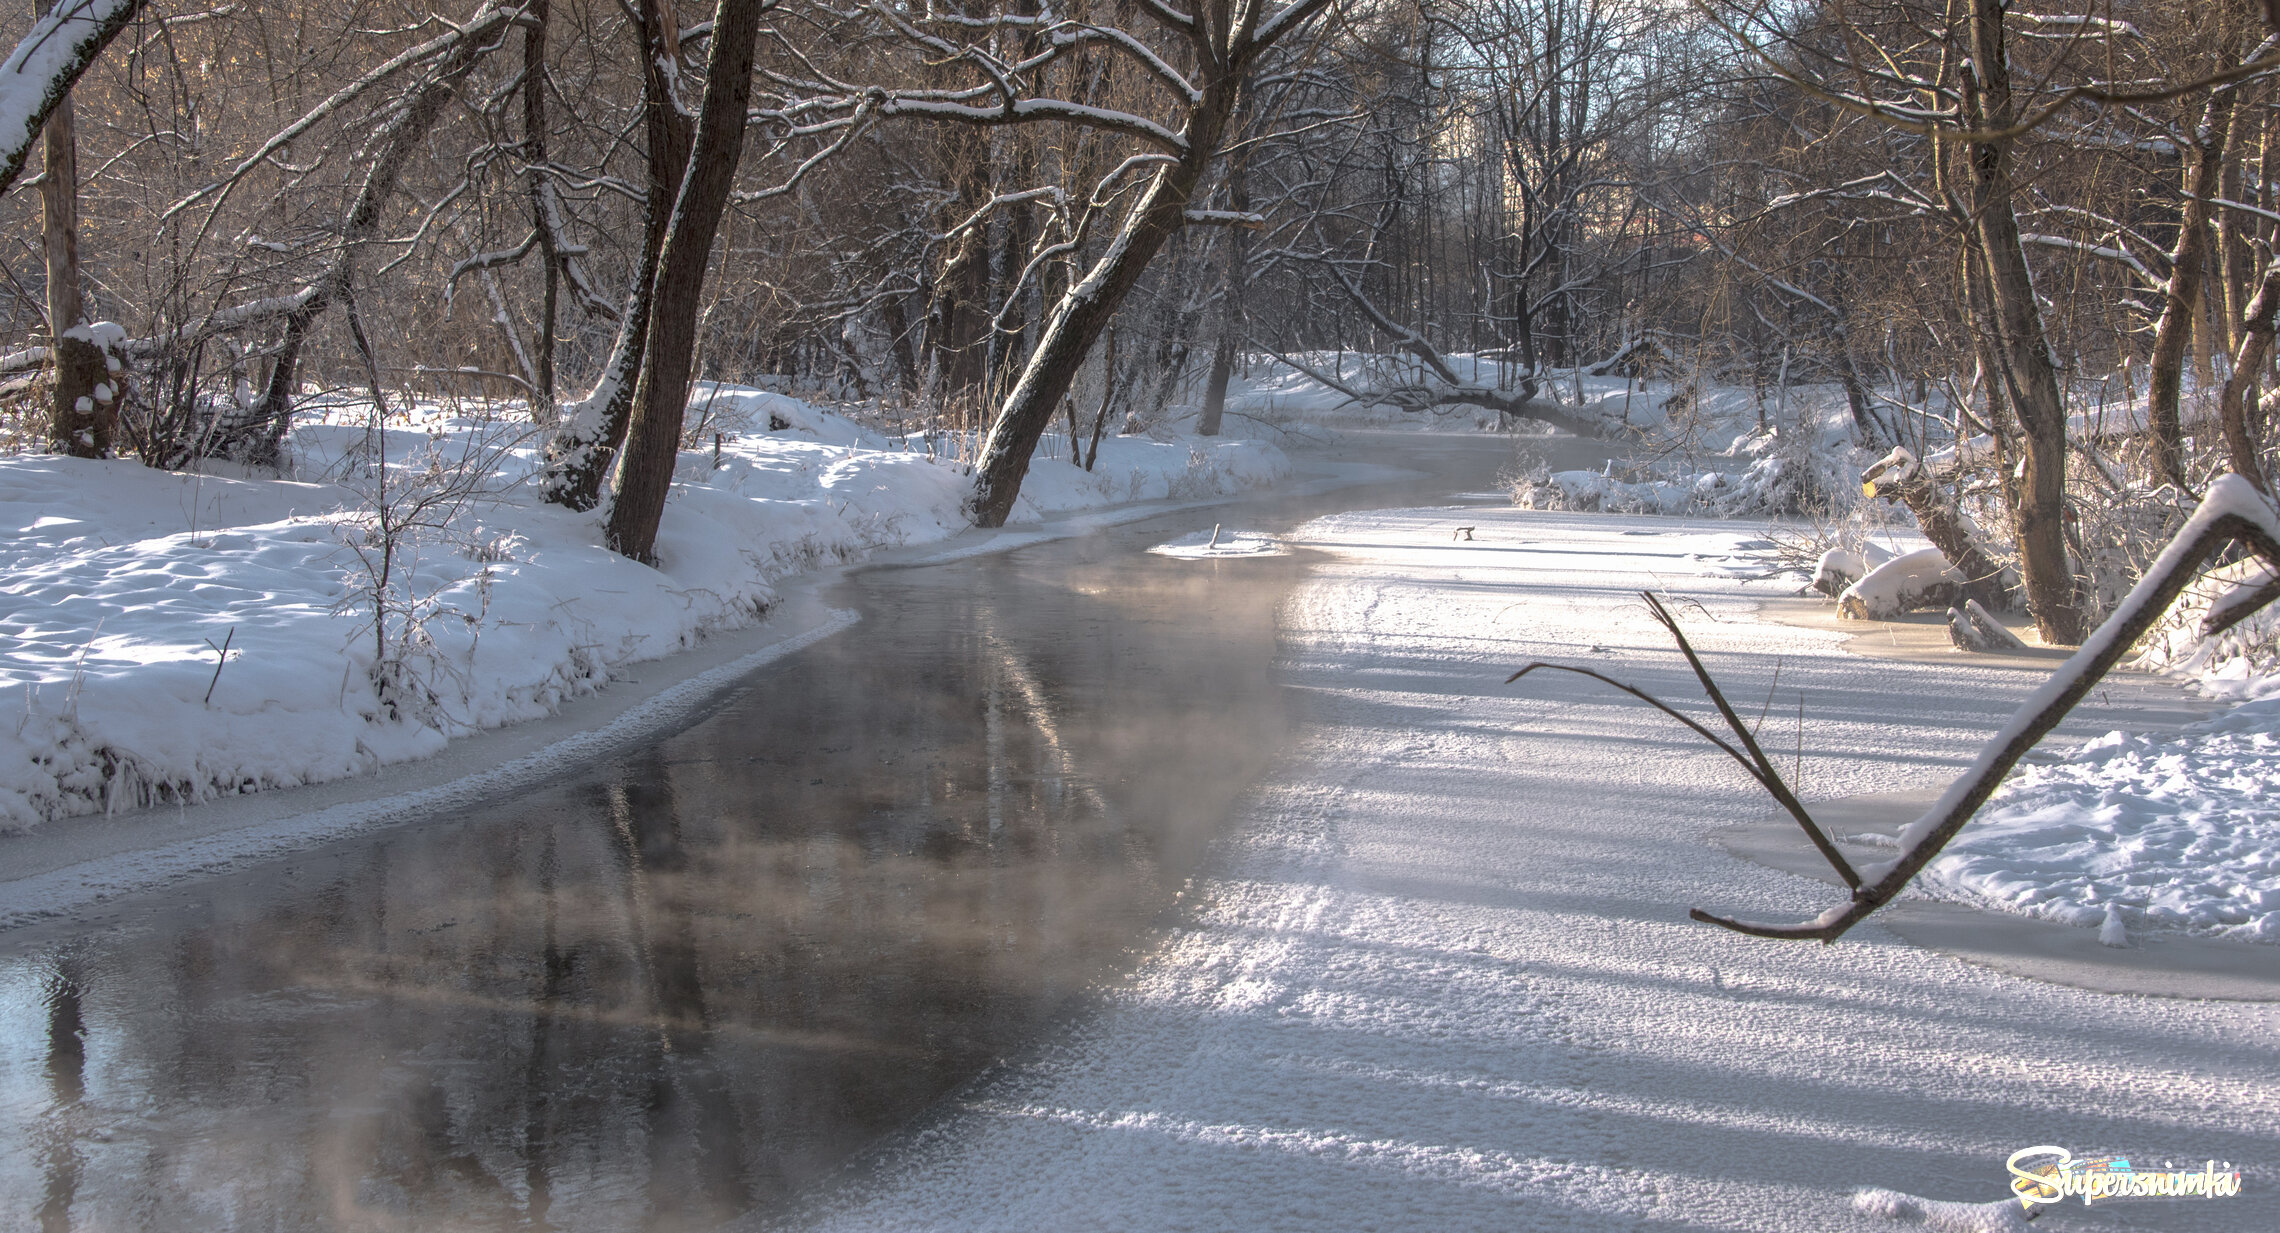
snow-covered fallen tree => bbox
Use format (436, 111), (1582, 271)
(1834, 547), (1964, 620)
(1809, 541), (1892, 597)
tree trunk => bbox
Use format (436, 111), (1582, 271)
(1837, 359), (1888, 451)
(1197, 177), (1250, 437)
(1965, 0), (2083, 645)
(540, 0), (694, 510)
(968, 79), (1244, 525)
(2146, 90), (2236, 488)
(2219, 256), (2280, 493)
(604, 0), (763, 563)
(38, 32), (106, 459)
(523, 0), (558, 417)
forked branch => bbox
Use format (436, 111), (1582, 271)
(1511, 477), (2280, 942)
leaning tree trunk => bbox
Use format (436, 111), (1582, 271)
(966, 78), (1246, 527)
(1966, 0), (2083, 645)
(241, 5), (508, 465)
(539, 0), (694, 510)
(0, 0), (143, 199)
(2146, 88), (2236, 489)
(2218, 255), (2280, 493)
(1870, 455), (2018, 612)
(603, 0), (763, 563)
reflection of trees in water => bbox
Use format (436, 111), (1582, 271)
(608, 751), (752, 1229)
(38, 956), (84, 1233)
(0, 544), (1297, 1229)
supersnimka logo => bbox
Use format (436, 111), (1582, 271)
(2006, 1145), (2243, 1209)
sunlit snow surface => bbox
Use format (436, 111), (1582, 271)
(790, 505), (2276, 1232)
(1925, 702), (2280, 941)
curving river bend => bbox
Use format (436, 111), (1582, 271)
(0, 433), (1609, 1231)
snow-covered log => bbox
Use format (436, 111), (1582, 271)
(0, 0), (143, 200)
(1837, 547), (1964, 619)
(1946, 599), (2028, 652)
(1811, 542), (1893, 598)
(1860, 447), (2015, 612)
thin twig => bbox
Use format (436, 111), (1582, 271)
(1640, 592), (1860, 889)
(203, 626), (235, 706)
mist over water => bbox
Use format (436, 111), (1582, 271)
(0, 435), (1608, 1231)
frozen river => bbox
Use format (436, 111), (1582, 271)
(0, 434), (1609, 1231)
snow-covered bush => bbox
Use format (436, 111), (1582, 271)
(2131, 556), (2280, 700)
(329, 414), (532, 728)
(1509, 422), (1858, 520)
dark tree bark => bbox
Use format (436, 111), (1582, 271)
(604, 0), (765, 563)
(968, 119), (1236, 523)
(36, 8), (107, 459)
(0, 0), (143, 199)
(963, 0), (1338, 526)
(2218, 256), (2280, 493)
(2146, 88), (2236, 488)
(922, 131), (995, 400)
(1198, 176), (1251, 437)
(539, 0), (696, 510)
(523, 0), (559, 414)
(1964, 0), (2083, 645)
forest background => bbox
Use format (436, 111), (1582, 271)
(4, 0), (2280, 646)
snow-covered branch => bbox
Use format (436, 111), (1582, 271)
(156, 2), (526, 233)
(1669, 478), (2280, 942)
(0, 0), (145, 198)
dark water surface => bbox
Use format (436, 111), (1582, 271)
(0, 434), (1604, 1231)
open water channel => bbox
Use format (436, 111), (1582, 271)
(0, 433), (1610, 1231)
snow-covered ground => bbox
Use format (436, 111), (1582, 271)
(786, 503), (2275, 1232)
(1923, 701), (2280, 944)
(0, 386), (1286, 831)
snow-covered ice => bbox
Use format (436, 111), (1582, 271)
(1923, 701), (2280, 942)
(778, 502), (2276, 1232)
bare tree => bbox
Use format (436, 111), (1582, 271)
(603, 0), (768, 563)
(788, 0), (1343, 525)
(35, 0), (109, 456)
